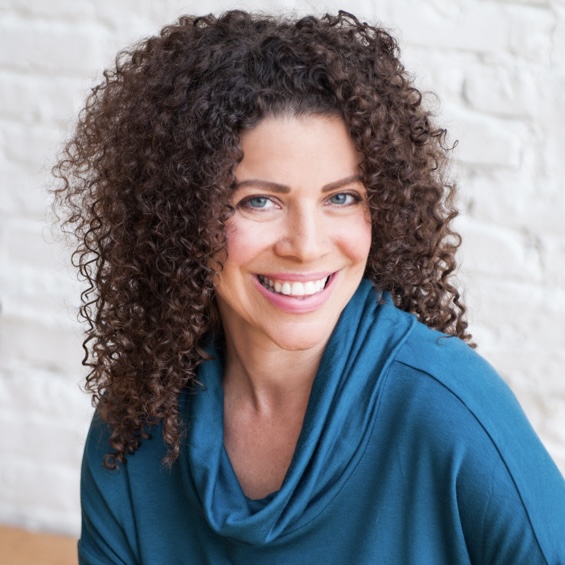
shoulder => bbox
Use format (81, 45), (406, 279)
(377, 316), (522, 456)
(378, 315), (565, 563)
(371, 300), (520, 436)
(393, 320), (519, 424)
(82, 411), (172, 499)
(385, 317), (547, 467)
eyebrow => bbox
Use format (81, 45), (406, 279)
(234, 175), (362, 193)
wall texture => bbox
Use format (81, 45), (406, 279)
(1, 0), (564, 537)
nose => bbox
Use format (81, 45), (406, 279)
(273, 205), (329, 262)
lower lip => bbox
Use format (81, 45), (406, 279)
(254, 274), (336, 314)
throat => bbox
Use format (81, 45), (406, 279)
(220, 337), (322, 498)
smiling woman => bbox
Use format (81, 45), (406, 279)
(52, 9), (565, 565)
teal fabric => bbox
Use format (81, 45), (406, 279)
(79, 280), (565, 564)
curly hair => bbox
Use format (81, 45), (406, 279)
(52, 10), (472, 467)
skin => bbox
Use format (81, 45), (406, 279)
(215, 114), (372, 499)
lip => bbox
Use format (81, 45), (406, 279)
(253, 272), (337, 314)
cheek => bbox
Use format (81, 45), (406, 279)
(341, 216), (372, 263)
(223, 219), (275, 269)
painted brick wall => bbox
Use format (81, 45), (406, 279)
(1, 0), (563, 537)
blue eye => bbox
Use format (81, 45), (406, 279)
(239, 196), (275, 210)
(248, 197), (269, 208)
(328, 192), (355, 206)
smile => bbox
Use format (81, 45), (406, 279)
(257, 275), (330, 297)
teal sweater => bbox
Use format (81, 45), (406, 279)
(79, 281), (565, 564)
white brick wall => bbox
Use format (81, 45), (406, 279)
(1, 0), (563, 537)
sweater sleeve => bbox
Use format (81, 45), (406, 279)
(78, 415), (139, 565)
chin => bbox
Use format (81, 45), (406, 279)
(264, 320), (336, 353)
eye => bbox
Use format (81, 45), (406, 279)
(327, 192), (359, 206)
(238, 195), (277, 210)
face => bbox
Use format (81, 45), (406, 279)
(214, 114), (372, 353)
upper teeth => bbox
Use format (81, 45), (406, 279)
(259, 275), (329, 297)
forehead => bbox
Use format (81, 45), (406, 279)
(235, 114), (361, 188)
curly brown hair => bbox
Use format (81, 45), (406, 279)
(52, 10), (472, 467)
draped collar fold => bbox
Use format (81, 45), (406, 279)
(181, 280), (415, 545)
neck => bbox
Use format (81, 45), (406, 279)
(221, 332), (326, 415)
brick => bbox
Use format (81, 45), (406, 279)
(507, 4), (555, 64)
(0, 367), (91, 421)
(465, 277), (565, 351)
(0, 315), (84, 375)
(461, 171), (529, 226)
(0, 21), (101, 75)
(0, 168), (48, 218)
(463, 64), (539, 117)
(512, 186), (565, 236)
(390, 2), (509, 53)
(539, 235), (565, 287)
(89, 1), (191, 60)
(0, 411), (87, 468)
(450, 114), (522, 168)
(1, 121), (65, 169)
(1, 216), (69, 272)
(402, 46), (472, 106)
(460, 167), (565, 236)
(539, 74), (565, 176)
(0, 72), (85, 126)
(458, 219), (543, 281)
(0, 265), (81, 332)
(553, 7), (565, 66)
(1, 0), (96, 20)
(498, 0), (551, 5)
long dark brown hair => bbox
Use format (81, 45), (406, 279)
(53, 10), (472, 467)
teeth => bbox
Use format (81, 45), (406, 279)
(291, 282), (304, 296)
(259, 275), (329, 297)
(304, 281), (315, 294)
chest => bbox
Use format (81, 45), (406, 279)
(223, 408), (305, 500)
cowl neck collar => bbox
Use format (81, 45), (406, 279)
(181, 280), (415, 545)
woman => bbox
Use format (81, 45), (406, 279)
(53, 10), (565, 564)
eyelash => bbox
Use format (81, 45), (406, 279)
(237, 191), (362, 211)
